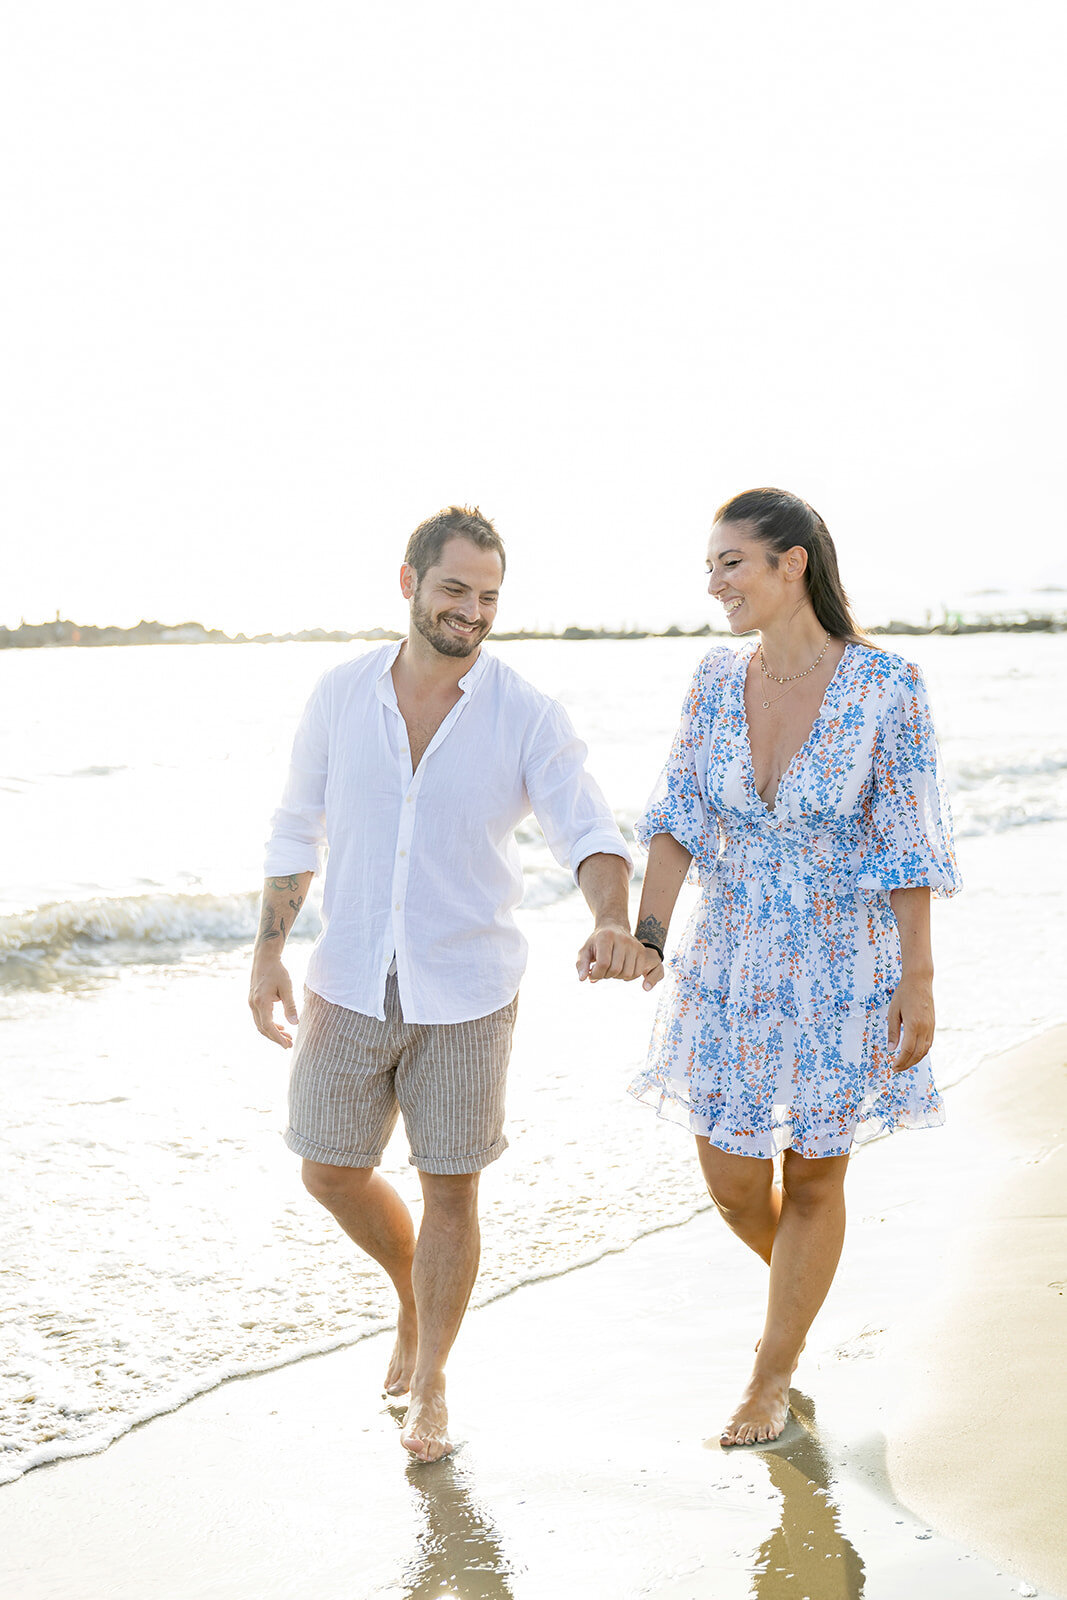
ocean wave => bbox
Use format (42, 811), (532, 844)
(0, 775), (1059, 991)
(954, 803), (1067, 838)
(0, 868), (592, 989)
(947, 753), (1067, 836)
(949, 750), (1067, 788)
(0, 1320), (387, 1489)
(0, 1207), (716, 1489)
(65, 764), (132, 779)
(0, 891), (320, 990)
(521, 867), (580, 910)
(0, 764), (131, 788)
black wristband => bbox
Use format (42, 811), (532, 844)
(640, 939), (665, 961)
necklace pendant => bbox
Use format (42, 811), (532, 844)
(762, 700), (770, 709)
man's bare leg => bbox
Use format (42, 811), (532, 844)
(718, 1149), (849, 1445)
(401, 1171), (481, 1464)
(301, 1160), (418, 1396)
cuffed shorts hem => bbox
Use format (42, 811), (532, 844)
(283, 1128), (386, 1168)
(408, 1134), (509, 1175)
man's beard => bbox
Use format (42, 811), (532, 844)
(410, 590), (489, 658)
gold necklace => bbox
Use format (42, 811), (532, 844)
(758, 671), (797, 710)
(757, 633), (832, 710)
(759, 633), (831, 684)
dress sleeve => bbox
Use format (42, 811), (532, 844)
(855, 661), (962, 898)
(635, 650), (724, 863)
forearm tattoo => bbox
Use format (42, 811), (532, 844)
(635, 914), (667, 955)
(256, 904), (284, 946)
(256, 881), (305, 950)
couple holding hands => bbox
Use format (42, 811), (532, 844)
(249, 492), (959, 1463)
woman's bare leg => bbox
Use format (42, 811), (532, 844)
(720, 1148), (849, 1445)
(696, 1138), (779, 1263)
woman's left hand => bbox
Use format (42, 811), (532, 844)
(887, 972), (935, 1071)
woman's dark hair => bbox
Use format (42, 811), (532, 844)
(713, 487), (871, 646)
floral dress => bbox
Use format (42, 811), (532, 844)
(629, 643), (962, 1159)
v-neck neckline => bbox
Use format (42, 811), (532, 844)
(737, 642), (851, 816)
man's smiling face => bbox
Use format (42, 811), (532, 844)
(405, 536), (503, 659)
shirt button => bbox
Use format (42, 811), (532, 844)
(398, 850), (407, 858)
(394, 902), (401, 910)
(406, 795), (413, 804)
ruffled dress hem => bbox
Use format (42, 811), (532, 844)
(627, 1075), (946, 1161)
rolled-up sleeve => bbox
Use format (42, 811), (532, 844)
(524, 701), (632, 882)
(263, 675), (330, 876)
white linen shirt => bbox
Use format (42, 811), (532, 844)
(263, 642), (631, 1024)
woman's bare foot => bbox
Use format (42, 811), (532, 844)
(755, 1335), (804, 1372)
(383, 1304), (418, 1397)
(720, 1369), (791, 1447)
(401, 1379), (453, 1463)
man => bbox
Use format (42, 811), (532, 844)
(249, 505), (654, 1462)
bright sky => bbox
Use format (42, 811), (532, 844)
(2, 2), (1064, 635)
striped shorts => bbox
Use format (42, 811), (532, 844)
(284, 977), (519, 1176)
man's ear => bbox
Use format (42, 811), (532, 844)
(399, 562), (417, 600)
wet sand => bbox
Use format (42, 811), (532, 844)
(1, 1025), (1063, 1598)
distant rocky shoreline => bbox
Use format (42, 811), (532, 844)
(1, 611), (1064, 651)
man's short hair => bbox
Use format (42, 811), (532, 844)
(403, 505), (506, 584)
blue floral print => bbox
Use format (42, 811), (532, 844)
(629, 643), (961, 1159)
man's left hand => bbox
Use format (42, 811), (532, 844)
(576, 924), (657, 983)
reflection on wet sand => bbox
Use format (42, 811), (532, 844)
(749, 1390), (864, 1599)
(391, 1389), (867, 1597)
(401, 1454), (518, 1600)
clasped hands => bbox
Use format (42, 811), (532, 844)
(576, 923), (664, 991)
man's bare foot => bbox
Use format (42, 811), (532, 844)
(401, 1381), (453, 1463)
(720, 1370), (791, 1447)
(383, 1304), (418, 1397)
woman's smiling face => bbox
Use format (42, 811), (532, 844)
(705, 520), (797, 633)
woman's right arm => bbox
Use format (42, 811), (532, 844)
(634, 831), (694, 989)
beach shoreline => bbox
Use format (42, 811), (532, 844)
(2, 1024), (1063, 1599)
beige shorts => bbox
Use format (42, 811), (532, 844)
(284, 977), (519, 1176)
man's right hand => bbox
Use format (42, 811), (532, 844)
(249, 960), (300, 1048)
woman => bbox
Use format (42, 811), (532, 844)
(630, 488), (960, 1447)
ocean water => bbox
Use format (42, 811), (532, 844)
(1, 635), (1065, 1482)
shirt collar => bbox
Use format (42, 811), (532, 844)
(377, 639), (404, 677)
(457, 648), (490, 695)
(374, 638), (491, 704)
(373, 640), (404, 708)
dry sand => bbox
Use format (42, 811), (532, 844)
(0, 1027), (1063, 1599)
(883, 1025), (1067, 1593)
